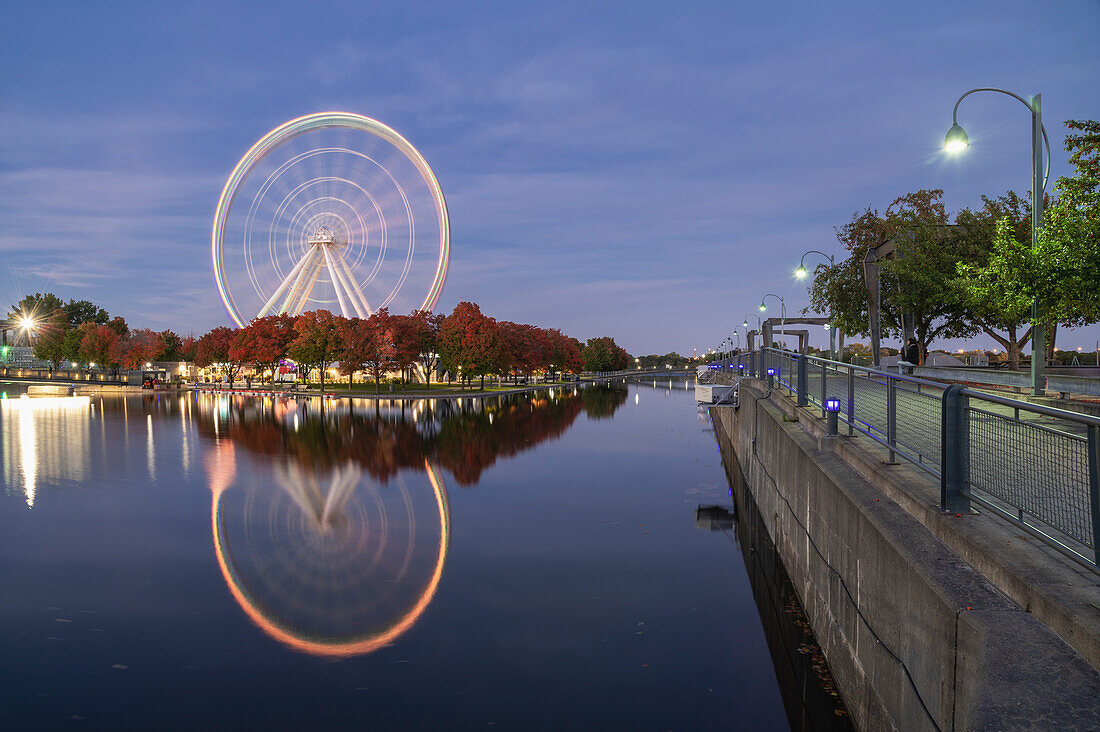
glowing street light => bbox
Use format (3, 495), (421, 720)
(794, 250), (834, 279)
(795, 250), (837, 358)
(944, 123), (969, 153)
(944, 87), (1050, 395)
(759, 293), (786, 349)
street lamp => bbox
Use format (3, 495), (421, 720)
(794, 250), (834, 279)
(741, 314), (762, 351)
(944, 87), (1050, 395)
(795, 250), (837, 359)
(759, 293), (786, 349)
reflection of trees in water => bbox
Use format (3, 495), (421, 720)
(183, 383), (628, 486)
(581, 383), (629, 419)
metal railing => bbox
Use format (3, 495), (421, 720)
(710, 348), (1100, 568)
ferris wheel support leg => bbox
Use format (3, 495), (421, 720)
(258, 245), (317, 318)
(325, 247), (367, 318)
(278, 247), (321, 315)
(289, 256), (325, 315)
(322, 246), (354, 318)
(331, 247), (373, 316)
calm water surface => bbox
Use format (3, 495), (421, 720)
(0, 379), (829, 729)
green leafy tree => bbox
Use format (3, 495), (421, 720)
(582, 336), (630, 371)
(808, 191), (979, 358)
(62, 299), (109, 328)
(956, 121), (1100, 364)
(157, 330), (184, 362)
(955, 192), (1034, 369)
(8, 292), (64, 324)
(31, 308), (70, 369)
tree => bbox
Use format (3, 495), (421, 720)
(106, 316), (129, 337)
(62, 327), (85, 365)
(78, 323), (121, 373)
(157, 330), (184, 362)
(955, 121), (1100, 365)
(8, 292), (63, 324)
(808, 191), (979, 358)
(230, 315), (293, 382)
(62, 299), (109, 328)
(195, 326), (244, 386)
(408, 309), (445, 384)
(336, 313), (395, 393)
(582, 336), (630, 372)
(179, 335), (198, 362)
(438, 302), (502, 389)
(112, 329), (163, 370)
(31, 308), (70, 369)
(955, 192), (1034, 369)
(288, 310), (345, 392)
(1033, 120), (1100, 327)
(387, 314), (422, 389)
(544, 329), (582, 375)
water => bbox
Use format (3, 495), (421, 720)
(0, 379), (840, 729)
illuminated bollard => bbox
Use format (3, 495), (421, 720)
(766, 368), (775, 389)
(825, 398), (841, 436)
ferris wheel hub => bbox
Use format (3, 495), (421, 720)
(308, 226), (339, 247)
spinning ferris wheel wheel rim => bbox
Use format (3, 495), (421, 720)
(212, 111), (450, 328)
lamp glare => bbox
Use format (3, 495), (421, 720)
(944, 123), (969, 153)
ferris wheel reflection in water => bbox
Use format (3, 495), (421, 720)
(204, 439), (450, 658)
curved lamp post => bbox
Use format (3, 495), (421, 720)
(759, 293), (786, 349)
(945, 87), (1050, 395)
(796, 250), (836, 359)
(741, 314), (762, 351)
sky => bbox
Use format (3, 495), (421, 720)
(1, 1), (1098, 357)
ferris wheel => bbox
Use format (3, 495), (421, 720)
(212, 112), (450, 327)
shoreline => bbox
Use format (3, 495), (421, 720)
(185, 370), (694, 401)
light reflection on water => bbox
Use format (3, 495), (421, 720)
(0, 395), (92, 507)
(0, 379), (808, 729)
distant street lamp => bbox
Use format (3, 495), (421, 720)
(741, 314), (762, 351)
(795, 250), (837, 359)
(944, 87), (1050, 395)
(759, 293), (786, 349)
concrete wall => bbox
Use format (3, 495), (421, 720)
(711, 383), (1100, 730)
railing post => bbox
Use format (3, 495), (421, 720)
(1088, 424), (1100, 565)
(796, 355), (808, 406)
(847, 367), (854, 435)
(820, 361), (827, 417)
(941, 385), (972, 513)
(887, 377), (897, 463)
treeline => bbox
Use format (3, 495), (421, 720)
(8, 295), (635, 388)
(9, 293), (192, 373)
(194, 301), (631, 390)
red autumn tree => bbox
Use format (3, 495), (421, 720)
(195, 326), (245, 386)
(408, 309), (445, 384)
(288, 310), (345, 392)
(337, 316), (383, 391)
(545, 328), (583, 375)
(112, 328), (165, 370)
(231, 314), (294, 382)
(387, 314), (422, 389)
(78, 323), (121, 374)
(438, 301), (503, 389)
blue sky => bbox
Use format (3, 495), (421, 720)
(2, 1), (1098, 356)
